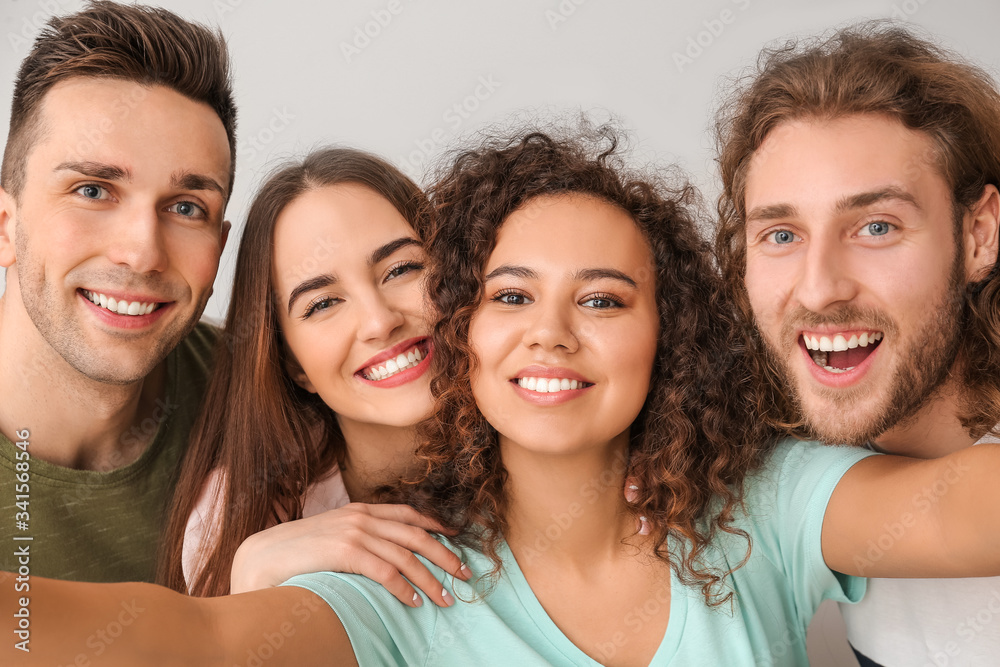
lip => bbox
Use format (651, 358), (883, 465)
(78, 289), (173, 330)
(355, 337), (433, 389)
(798, 334), (882, 388)
(510, 365), (594, 406)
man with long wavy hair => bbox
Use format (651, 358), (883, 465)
(716, 22), (1000, 667)
(0, 1), (235, 582)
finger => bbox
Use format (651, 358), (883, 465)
(359, 503), (453, 534)
(364, 518), (470, 580)
(366, 538), (456, 608)
(352, 551), (424, 608)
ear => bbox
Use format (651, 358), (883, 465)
(0, 187), (17, 268)
(963, 185), (1000, 283)
(284, 350), (316, 394)
(220, 219), (231, 253)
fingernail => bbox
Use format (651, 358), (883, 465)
(412, 592), (422, 607)
(460, 563), (470, 577)
(442, 587), (453, 605)
(628, 484), (639, 490)
(639, 516), (650, 536)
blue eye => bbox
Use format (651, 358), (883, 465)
(770, 230), (796, 244)
(76, 184), (107, 200)
(860, 221), (892, 237)
(168, 201), (206, 218)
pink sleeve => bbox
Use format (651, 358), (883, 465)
(181, 469), (228, 592)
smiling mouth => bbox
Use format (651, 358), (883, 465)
(361, 340), (430, 381)
(512, 376), (594, 394)
(802, 331), (883, 373)
(80, 289), (163, 316)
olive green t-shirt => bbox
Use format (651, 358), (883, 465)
(0, 322), (218, 582)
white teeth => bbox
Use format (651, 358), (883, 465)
(83, 290), (157, 317)
(823, 365), (857, 374)
(516, 377), (589, 394)
(803, 331), (883, 351)
(364, 344), (426, 381)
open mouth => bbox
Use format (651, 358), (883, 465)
(802, 331), (883, 374)
(80, 289), (163, 316)
(511, 376), (594, 394)
(360, 339), (431, 381)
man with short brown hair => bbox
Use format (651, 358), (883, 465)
(717, 23), (1000, 666)
(0, 1), (236, 582)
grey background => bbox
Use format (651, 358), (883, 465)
(2, 1), (998, 665)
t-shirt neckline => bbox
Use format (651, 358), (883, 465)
(497, 540), (687, 665)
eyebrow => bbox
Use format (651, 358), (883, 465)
(746, 186), (923, 226)
(287, 274), (337, 315)
(171, 170), (226, 199)
(54, 162), (226, 200)
(55, 161), (131, 182)
(835, 186), (921, 213)
(483, 264), (638, 288)
(368, 237), (421, 267)
(286, 237), (422, 315)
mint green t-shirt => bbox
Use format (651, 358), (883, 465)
(0, 322), (218, 582)
(285, 439), (875, 666)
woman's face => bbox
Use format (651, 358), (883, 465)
(272, 183), (434, 431)
(468, 193), (660, 456)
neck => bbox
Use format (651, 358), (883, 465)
(503, 431), (635, 572)
(874, 377), (977, 458)
(337, 418), (419, 502)
(0, 294), (166, 471)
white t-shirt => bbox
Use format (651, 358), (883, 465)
(840, 432), (1000, 667)
(181, 465), (350, 590)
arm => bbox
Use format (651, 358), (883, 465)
(0, 573), (357, 667)
(230, 503), (470, 606)
(823, 443), (1000, 577)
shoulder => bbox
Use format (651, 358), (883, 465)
(173, 320), (221, 374)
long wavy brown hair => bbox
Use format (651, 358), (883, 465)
(715, 22), (1000, 438)
(397, 124), (775, 605)
(157, 148), (428, 596)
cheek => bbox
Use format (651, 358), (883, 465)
(168, 231), (223, 291)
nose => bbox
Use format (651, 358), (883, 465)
(356, 289), (406, 342)
(106, 204), (169, 274)
(523, 300), (580, 353)
(792, 232), (861, 313)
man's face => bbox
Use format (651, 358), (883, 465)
(0, 78), (231, 385)
(742, 114), (966, 445)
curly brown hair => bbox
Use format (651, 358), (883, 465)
(398, 123), (774, 605)
(715, 22), (1000, 439)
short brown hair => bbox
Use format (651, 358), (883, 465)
(715, 22), (1000, 437)
(2, 0), (237, 200)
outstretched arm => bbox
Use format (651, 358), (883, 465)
(823, 443), (1000, 577)
(1, 573), (356, 666)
